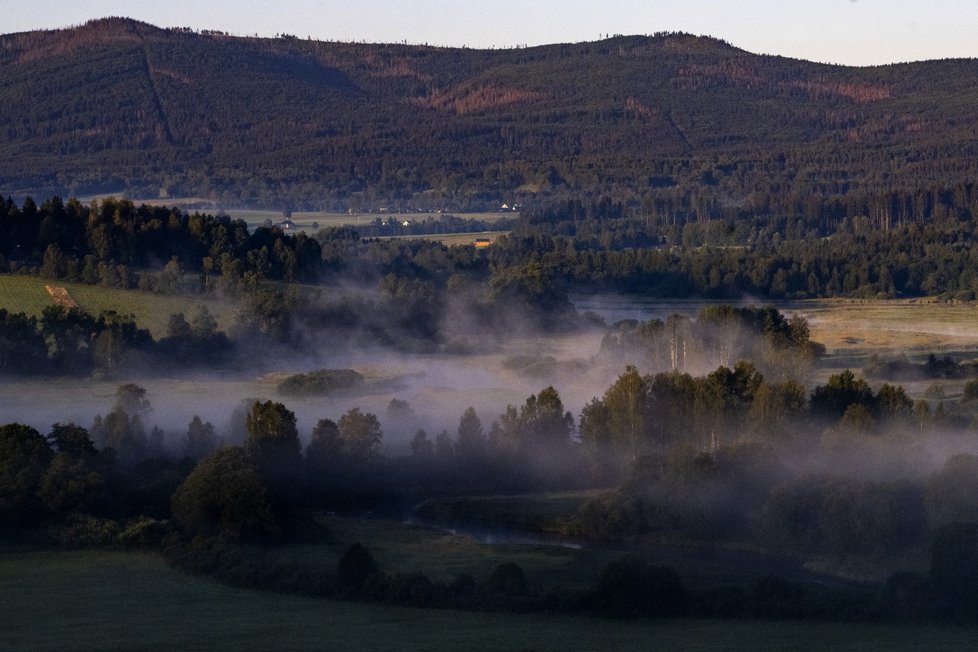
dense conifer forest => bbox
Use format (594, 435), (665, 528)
(4, 17), (978, 219)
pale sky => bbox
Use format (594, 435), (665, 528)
(4, 1), (978, 67)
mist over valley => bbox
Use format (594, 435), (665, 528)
(9, 15), (978, 649)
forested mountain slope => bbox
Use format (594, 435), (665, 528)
(3, 17), (978, 212)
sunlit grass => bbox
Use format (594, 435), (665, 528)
(0, 275), (52, 317)
(800, 299), (978, 354)
(0, 275), (234, 338)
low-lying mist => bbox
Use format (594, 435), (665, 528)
(0, 326), (619, 456)
(6, 293), (978, 489)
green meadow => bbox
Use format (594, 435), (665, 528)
(0, 275), (234, 338)
(3, 550), (977, 652)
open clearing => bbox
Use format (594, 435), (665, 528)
(382, 231), (509, 247)
(75, 194), (516, 232)
(224, 210), (515, 238)
(0, 275), (234, 338)
(3, 550), (977, 651)
(217, 209), (514, 233)
(797, 299), (978, 355)
(791, 299), (978, 391)
(0, 275), (51, 316)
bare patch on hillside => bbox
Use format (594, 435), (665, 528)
(789, 79), (891, 103)
(414, 84), (544, 115)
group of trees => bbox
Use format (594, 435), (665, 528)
(0, 306), (152, 376)
(0, 417), (131, 535)
(405, 389), (582, 491)
(0, 303), (229, 377)
(0, 196), (322, 287)
(6, 351), (978, 620)
(599, 305), (823, 379)
(12, 195), (978, 361)
(578, 363), (948, 471)
(0, 392), (390, 541)
(497, 210), (978, 300)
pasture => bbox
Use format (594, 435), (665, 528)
(0, 275), (234, 338)
(3, 550), (977, 651)
(76, 194), (516, 232)
(220, 209), (515, 233)
(0, 275), (51, 316)
(798, 299), (978, 355)
(383, 231), (509, 247)
(148, 204), (516, 233)
(793, 299), (978, 392)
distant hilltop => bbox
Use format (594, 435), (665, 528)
(3, 17), (978, 212)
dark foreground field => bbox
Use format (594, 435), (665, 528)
(3, 550), (978, 651)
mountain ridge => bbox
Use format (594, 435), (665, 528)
(3, 18), (978, 212)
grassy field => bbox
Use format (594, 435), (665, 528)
(218, 209), (514, 232)
(793, 298), (978, 392)
(400, 231), (509, 247)
(798, 299), (978, 355)
(3, 550), (978, 651)
(77, 194), (517, 232)
(0, 275), (51, 316)
(4, 276), (976, 385)
(0, 275), (234, 338)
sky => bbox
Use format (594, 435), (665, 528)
(4, 1), (978, 67)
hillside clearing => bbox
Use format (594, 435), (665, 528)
(0, 275), (234, 338)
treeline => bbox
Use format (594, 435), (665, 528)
(13, 197), (978, 312)
(576, 366), (953, 537)
(0, 284), (570, 379)
(10, 196), (978, 308)
(598, 305), (824, 379)
(0, 196), (322, 286)
(0, 196), (586, 349)
(528, 181), (978, 244)
(0, 304), (229, 376)
(497, 209), (978, 300)
(7, 356), (978, 619)
(0, 196), (492, 300)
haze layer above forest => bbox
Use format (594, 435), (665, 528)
(4, 17), (978, 211)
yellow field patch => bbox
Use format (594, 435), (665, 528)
(794, 299), (978, 354)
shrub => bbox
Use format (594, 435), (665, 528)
(487, 562), (526, 595)
(590, 555), (688, 618)
(336, 542), (380, 597)
(277, 369), (363, 397)
(53, 514), (120, 549)
(171, 447), (277, 540)
(117, 517), (170, 549)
